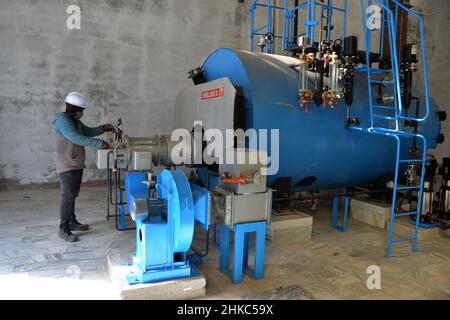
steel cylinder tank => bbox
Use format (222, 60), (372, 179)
(202, 48), (442, 190)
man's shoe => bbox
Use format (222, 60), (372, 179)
(69, 219), (89, 231)
(59, 227), (78, 242)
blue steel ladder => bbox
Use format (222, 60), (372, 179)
(353, 0), (430, 257)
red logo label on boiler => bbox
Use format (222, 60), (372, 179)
(201, 87), (225, 101)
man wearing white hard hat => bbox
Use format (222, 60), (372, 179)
(52, 92), (113, 242)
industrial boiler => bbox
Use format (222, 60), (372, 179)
(98, 0), (449, 288)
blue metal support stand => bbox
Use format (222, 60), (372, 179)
(331, 195), (350, 232)
(211, 223), (219, 249)
(219, 221), (266, 284)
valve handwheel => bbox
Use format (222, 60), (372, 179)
(264, 32), (274, 44)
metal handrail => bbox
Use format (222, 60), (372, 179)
(390, 0), (430, 122)
(355, 0), (430, 257)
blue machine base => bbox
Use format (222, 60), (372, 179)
(409, 221), (441, 229)
(126, 253), (193, 285)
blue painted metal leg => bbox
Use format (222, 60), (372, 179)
(253, 221), (266, 279)
(220, 221), (267, 284)
(232, 225), (245, 284)
(243, 232), (249, 268)
(219, 224), (230, 272)
(212, 223), (219, 248)
(331, 196), (339, 229)
(412, 213), (420, 252)
(343, 196), (349, 232)
(331, 195), (350, 232)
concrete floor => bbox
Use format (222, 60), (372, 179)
(0, 185), (449, 300)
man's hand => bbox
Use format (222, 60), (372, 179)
(101, 141), (111, 149)
(102, 123), (114, 132)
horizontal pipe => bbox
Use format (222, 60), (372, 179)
(254, 33), (284, 39)
(288, 3), (309, 13)
(314, 2), (345, 13)
(253, 24), (268, 33)
(255, 3), (285, 10)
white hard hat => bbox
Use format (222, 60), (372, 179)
(65, 92), (86, 109)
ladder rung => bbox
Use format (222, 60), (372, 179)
(398, 116), (421, 122)
(399, 159), (423, 163)
(373, 114), (397, 120)
(373, 105), (395, 110)
(371, 79), (394, 84)
(353, 127), (420, 138)
(396, 185), (421, 191)
(394, 211), (418, 218)
(392, 237), (416, 244)
(354, 67), (393, 74)
(371, 127), (417, 136)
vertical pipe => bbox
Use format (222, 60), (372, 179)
(311, 0), (316, 43)
(289, 10), (295, 42)
(368, 0), (372, 53)
(267, 0), (273, 53)
(119, 178), (125, 229)
(326, 0), (332, 41)
(306, 0), (312, 39)
(115, 170), (119, 230)
(379, 1), (385, 59)
(343, 0), (347, 52)
(385, 5), (401, 129)
(294, 0), (299, 44)
(386, 135), (401, 257)
(394, 2), (399, 35)
(419, 16), (430, 121)
(413, 135), (427, 252)
(282, 0), (288, 50)
(250, 1), (256, 51)
(106, 151), (113, 221)
(360, 0), (374, 129)
(291, 10), (295, 44)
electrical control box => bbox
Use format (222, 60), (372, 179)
(96, 149), (127, 170)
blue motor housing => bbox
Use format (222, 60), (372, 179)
(202, 48), (442, 191)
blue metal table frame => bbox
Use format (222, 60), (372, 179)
(219, 221), (266, 284)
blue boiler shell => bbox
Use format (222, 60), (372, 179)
(202, 48), (441, 190)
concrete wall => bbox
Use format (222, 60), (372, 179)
(0, 0), (448, 187)
(0, 0), (250, 186)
